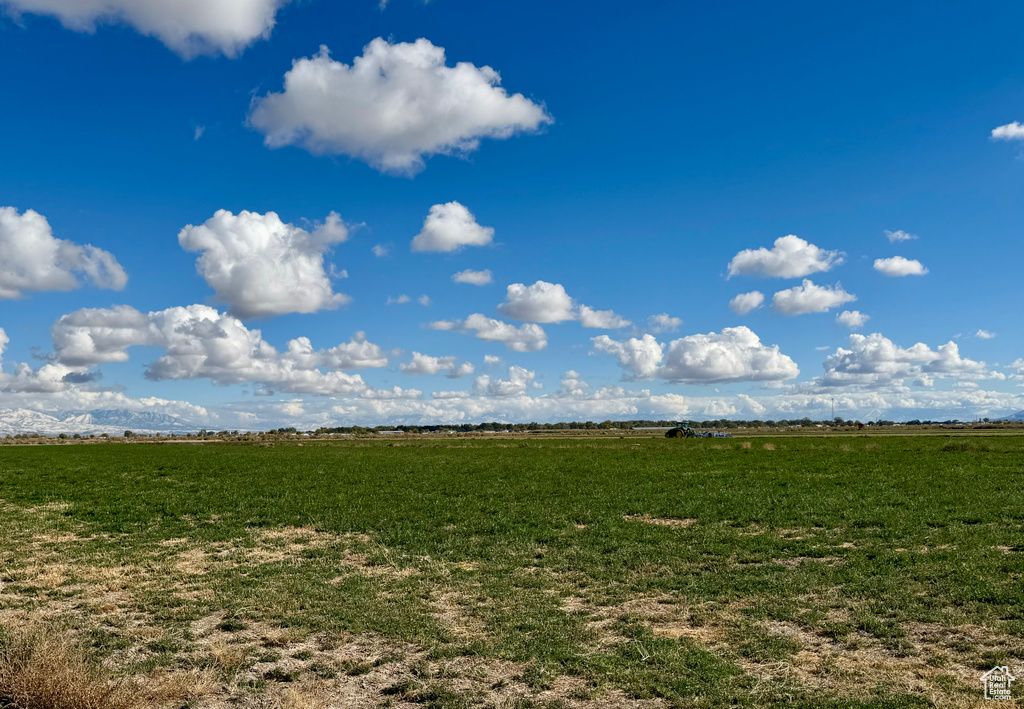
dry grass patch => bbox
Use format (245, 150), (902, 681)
(746, 619), (996, 706)
(0, 625), (141, 709)
(141, 667), (220, 706)
(173, 548), (210, 575)
(432, 591), (488, 640)
(771, 556), (843, 570)
(622, 515), (697, 529)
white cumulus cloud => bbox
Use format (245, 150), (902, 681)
(658, 327), (799, 383)
(837, 310), (869, 329)
(1, 0), (289, 57)
(1010, 359), (1024, 380)
(248, 39), (552, 174)
(0, 206), (127, 299)
(497, 281), (576, 323)
(975, 329), (996, 340)
(452, 269), (493, 286)
(399, 352), (472, 378)
(729, 291), (764, 315)
(178, 209), (350, 319)
(772, 280), (856, 316)
(820, 333), (995, 389)
(727, 235), (843, 279)
(873, 256), (928, 277)
(411, 202), (493, 252)
(51, 304), (385, 394)
(991, 122), (1024, 141)
(361, 386), (422, 400)
(473, 366), (538, 397)
(593, 327), (798, 384)
(495, 280), (628, 329)
(429, 314), (547, 352)
(591, 334), (664, 380)
(578, 305), (631, 329)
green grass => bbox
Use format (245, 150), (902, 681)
(0, 435), (1022, 707)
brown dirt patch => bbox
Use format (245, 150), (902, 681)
(771, 556), (843, 570)
(623, 515), (697, 529)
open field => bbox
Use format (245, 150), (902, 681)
(0, 436), (1022, 708)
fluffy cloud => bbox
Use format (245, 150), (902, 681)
(497, 281), (575, 323)
(386, 295), (411, 305)
(729, 291), (764, 315)
(0, 328), (89, 393)
(658, 327), (799, 383)
(820, 333), (995, 389)
(594, 327), (798, 384)
(178, 210), (349, 319)
(591, 334), (665, 380)
(8, 313), (1020, 429)
(473, 366), (538, 397)
(0, 206), (126, 299)
(452, 269), (493, 286)
(727, 235), (843, 279)
(399, 352), (473, 378)
(578, 305), (631, 329)
(495, 280), (629, 330)
(873, 256), (928, 277)
(411, 202), (494, 253)
(430, 314), (547, 352)
(558, 370), (588, 397)
(975, 329), (996, 340)
(1, 0), (288, 57)
(361, 386), (422, 400)
(772, 280), (856, 315)
(837, 310), (869, 329)
(1010, 359), (1024, 380)
(646, 314), (681, 334)
(0, 327), (212, 427)
(991, 122), (1024, 141)
(248, 40), (552, 174)
(884, 229), (917, 243)
(51, 304), (385, 394)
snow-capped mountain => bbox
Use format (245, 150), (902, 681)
(0, 408), (195, 436)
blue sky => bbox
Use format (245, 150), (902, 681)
(0, 0), (1022, 429)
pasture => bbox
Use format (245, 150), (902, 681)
(0, 435), (1021, 708)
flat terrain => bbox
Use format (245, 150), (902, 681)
(0, 436), (1021, 708)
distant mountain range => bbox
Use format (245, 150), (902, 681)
(0, 408), (195, 436)
(999, 410), (1024, 422)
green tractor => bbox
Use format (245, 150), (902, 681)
(665, 424), (699, 438)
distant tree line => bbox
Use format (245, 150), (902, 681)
(2, 417), (1014, 442)
(293, 417), (989, 435)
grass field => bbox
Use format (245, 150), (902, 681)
(0, 435), (1022, 708)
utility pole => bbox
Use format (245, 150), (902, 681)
(831, 398), (835, 421)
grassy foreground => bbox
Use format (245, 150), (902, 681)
(0, 435), (1021, 708)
